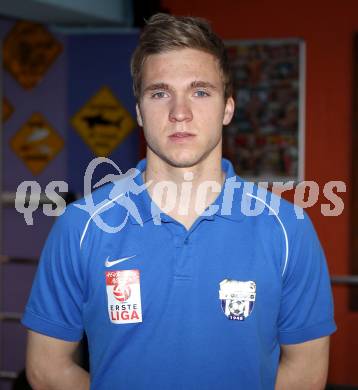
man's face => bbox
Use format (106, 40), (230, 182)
(136, 48), (234, 168)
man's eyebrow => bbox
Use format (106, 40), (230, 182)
(190, 80), (217, 89)
(143, 83), (171, 93)
(142, 81), (218, 94)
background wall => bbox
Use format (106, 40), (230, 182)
(161, 0), (355, 384)
(67, 33), (139, 193)
(0, 19), (139, 389)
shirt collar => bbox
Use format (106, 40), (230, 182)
(129, 158), (245, 225)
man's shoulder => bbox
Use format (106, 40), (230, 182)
(227, 176), (315, 238)
(56, 181), (122, 230)
(225, 175), (299, 218)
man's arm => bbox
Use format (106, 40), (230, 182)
(26, 330), (90, 390)
(275, 336), (330, 390)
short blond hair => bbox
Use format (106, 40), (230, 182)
(131, 13), (233, 101)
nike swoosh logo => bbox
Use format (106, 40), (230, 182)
(105, 255), (136, 267)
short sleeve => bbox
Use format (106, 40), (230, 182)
(277, 211), (336, 344)
(22, 206), (85, 342)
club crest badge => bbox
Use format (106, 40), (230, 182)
(219, 279), (256, 321)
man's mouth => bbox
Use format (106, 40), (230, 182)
(169, 132), (196, 142)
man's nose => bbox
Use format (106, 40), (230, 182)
(168, 96), (193, 122)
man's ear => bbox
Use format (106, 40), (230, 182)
(136, 104), (143, 127)
(223, 97), (235, 126)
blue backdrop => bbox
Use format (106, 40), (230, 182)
(67, 32), (140, 194)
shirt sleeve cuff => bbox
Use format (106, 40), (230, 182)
(21, 308), (83, 342)
(278, 319), (337, 345)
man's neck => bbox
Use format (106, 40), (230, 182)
(143, 152), (225, 230)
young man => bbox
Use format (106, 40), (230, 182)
(23, 14), (336, 390)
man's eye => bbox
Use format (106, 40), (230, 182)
(151, 91), (168, 99)
(194, 90), (209, 97)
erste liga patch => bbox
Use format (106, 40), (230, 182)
(106, 269), (143, 324)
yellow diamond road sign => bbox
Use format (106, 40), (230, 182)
(10, 113), (64, 175)
(3, 97), (14, 123)
(71, 86), (136, 157)
(3, 21), (62, 89)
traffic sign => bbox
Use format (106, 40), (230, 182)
(10, 112), (64, 175)
(3, 97), (14, 123)
(3, 21), (62, 89)
(71, 86), (136, 157)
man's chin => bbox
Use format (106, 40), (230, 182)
(147, 144), (219, 169)
(144, 146), (195, 168)
(164, 159), (198, 169)
(161, 153), (203, 169)
(169, 161), (198, 169)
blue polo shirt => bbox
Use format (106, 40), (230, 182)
(22, 159), (336, 390)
